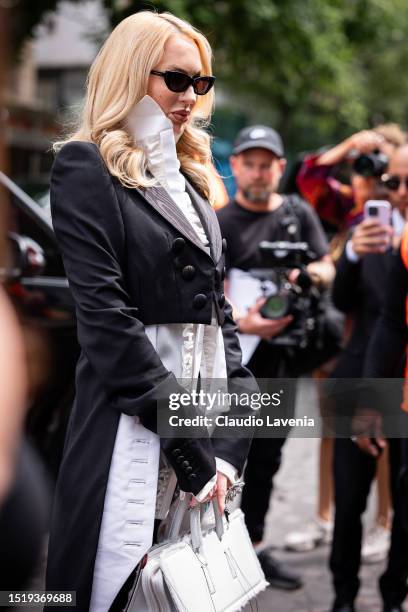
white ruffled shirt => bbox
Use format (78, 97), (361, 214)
(127, 95), (237, 498)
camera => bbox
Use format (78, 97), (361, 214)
(353, 149), (388, 177)
(250, 241), (319, 348)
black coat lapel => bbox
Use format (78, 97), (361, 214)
(184, 179), (222, 263)
(134, 184), (212, 258)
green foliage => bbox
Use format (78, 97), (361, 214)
(101, 0), (408, 150)
(15, 0), (408, 151)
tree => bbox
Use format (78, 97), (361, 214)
(11, 0), (408, 151)
(101, 0), (408, 149)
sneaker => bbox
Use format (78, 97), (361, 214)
(361, 523), (391, 564)
(284, 518), (333, 552)
(257, 547), (303, 590)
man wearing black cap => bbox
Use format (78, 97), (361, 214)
(217, 125), (333, 590)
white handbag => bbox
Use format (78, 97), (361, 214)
(125, 495), (268, 612)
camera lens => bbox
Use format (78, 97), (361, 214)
(263, 294), (289, 319)
(367, 205), (378, 217)
(353, 154), (375, 177)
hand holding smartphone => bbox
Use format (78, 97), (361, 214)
(352, 200), (393, 256)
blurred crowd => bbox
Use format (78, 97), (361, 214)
(215, 121), (408, 612)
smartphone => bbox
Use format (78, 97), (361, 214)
(364, 200), (391, 226)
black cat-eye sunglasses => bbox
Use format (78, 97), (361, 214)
(150, 70), (215, 95)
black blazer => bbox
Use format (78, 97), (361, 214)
(46, 141), (256, 609)
(332, 247), (396, 378)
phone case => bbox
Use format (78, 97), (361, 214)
(363, 200), (391, 226)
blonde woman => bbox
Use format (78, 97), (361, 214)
(45, 11), (255, 612)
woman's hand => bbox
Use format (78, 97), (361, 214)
(215, 472), (230, 515)
(189, 471), (231, 513)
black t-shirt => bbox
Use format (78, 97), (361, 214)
(216, 196), (328, 273)
(216, 195), (329, 377)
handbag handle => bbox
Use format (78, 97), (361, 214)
(190, 500), (225, 554)
(190, 505), (204, 553)
(212, 499), (224, 541)
(166, 494), (190, 540)
(167, 494), (225, 548)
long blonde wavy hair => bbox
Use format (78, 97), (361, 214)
(54, 11), (218, 202)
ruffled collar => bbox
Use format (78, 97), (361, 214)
(126, 95), (185, 195)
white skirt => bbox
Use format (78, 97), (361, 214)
(89, 414), (160, 612)
(89, 320), (227, 611)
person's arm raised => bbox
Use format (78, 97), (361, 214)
(316, 130), (385, 167)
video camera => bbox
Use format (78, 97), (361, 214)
(250, 241), (320, 348)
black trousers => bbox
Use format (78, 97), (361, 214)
(240, 341), (296, 542)
(330, 437), (408, 607)
(241, 435), (287, 542)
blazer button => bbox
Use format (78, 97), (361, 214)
(182, 265), (196, 281)
(172, 448), (181, 456)
(188, 473), (197, 480)
(218, 293), (225, 307)
(221, 266), (226, 281)
(182, 460), (190, 469)
(193, 294), (207, 310)
(222, 238), (227, 253)
(176, 455), (185, 464)
(172, 238), (185, 254)
(186, 466), (193, 473)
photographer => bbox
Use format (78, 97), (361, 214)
(297, 125), (406, 232)
(217, 125), (334, 589)
(327, 143), (408, 612)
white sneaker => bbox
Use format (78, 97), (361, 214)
(284, 518), (333, 552)
(361, 523), (390, 564)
